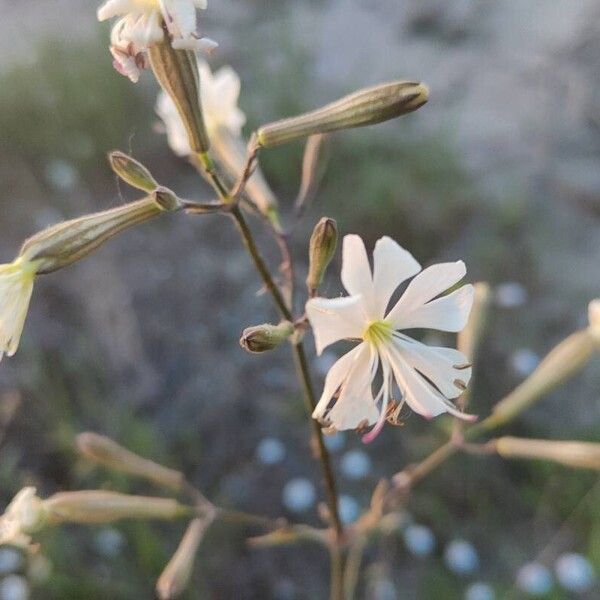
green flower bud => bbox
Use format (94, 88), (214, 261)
(240, 321), (294, 353)
(257, 81), (429, 148)
(148, 36), (210, 155)
(109, 151), (158, 192)
(306, 218), (338, 293)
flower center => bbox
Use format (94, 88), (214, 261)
(363, 320), (393, 346)
(132, 0), (160, 11)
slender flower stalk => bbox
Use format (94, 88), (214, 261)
(307, 235), (475, 442)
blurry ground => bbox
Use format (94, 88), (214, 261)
(0, 1), (599, 598)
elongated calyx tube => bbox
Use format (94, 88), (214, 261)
(240, 321), (294, 353)
(156, 518), (211, 600)
(76, 432), (184, 491)
(19, 193), (180, 275)
(483, 326), (600, 430)
(257, 81), (429, 147)
(109, 151), (158, 192)
(306, 217), (338, 293)
(495, 437), (600, 471)
(149, 35), (210, 156)
(43, 491), (191, 524)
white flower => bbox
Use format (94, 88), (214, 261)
(98, 0), (217, 82)
(0, 488), (46, 548)
(0, 258), (38, 362)
(156, 60), (246, 155)
(306, 235), (475, 441)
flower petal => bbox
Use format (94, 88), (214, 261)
(341, 235), (374, 302)
(161, 0), (197, 39)
(306, 295), (367, 355)
(314, 343), (379, 431)
(372, 236), (421, 317)
(98, 0), (136, 21)
(394, 337), (471, 399)
(386, 261), (466, 326)
(382, 343), (473, 420)
(392, 284), (475, 332)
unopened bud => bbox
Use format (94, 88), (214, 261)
(156, 518), (211, 600)
(19, 195), (179, 275)
(306, 218), (338, 293)
(43, 491), (191, 524)
(240, 321), (294, 353)
(257, 81), (429, 148)
(109, 151), (158, 192)
(458, 283), (491, 362)
(496, 437), (600, 471)
(76, 432), (184, 491)
(149, 37), (210, 155)
(483, 328), (599, 430)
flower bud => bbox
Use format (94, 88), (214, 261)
(240, 321), (294, 353)
(148, 37), (210, 155)
(156, 518), (211, 600)
(496, 437), (600, 471)
(306, 218), (338, 293)
(76, 432), (184, 491)
(257, 81), (429, 148)
(43, 491), (191, 524)
(109, 151), (158, 192)
(483, 328), (599, 430)
(19, 195), (179, 275)
(458, 283), (491, 363)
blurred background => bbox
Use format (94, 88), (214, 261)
(0, 0), (599, 598)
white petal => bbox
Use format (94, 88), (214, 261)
(314, 343), (379, 430)
(372, 236), (421, 317)
(394, 337), (471, 399)
(313, 343), (364, 420)
(156, 92), (191, 156)
(386, 261), (466, 326)
(306, 296), (367, 355)
(98, 0), (136, 21)
(382, 343), (473, 420)
(161, 0), (197, 39)
(341, 235), (374, 304)
(393, 284), (475, 332)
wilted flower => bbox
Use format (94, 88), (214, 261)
(98, 0), (216, 82)
(0, 258), (39, 362)
(306, 235), (475, 441)
(0, 488), (46, 548)
(156, 60), (246, 155)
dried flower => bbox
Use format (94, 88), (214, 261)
(0, 488), (46, 548)
(306, 235), (474, 440)
(98, 0), (216, 82)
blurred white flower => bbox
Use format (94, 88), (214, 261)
(156, 60), (246, 155)
(516, 562), (553, 596)
(0, 488), (46, 548)
(444, 539), (479, 575)
(0, 575), (29, 600)
(403, 524), (436, 557)
(306, 235), (475, 441)
(0, 258), (38, 362)
(554, 553), (595, 593)
(98, 0), (217, 82)
(282, 478), (316, 514)
(465, 582), (495, 600)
